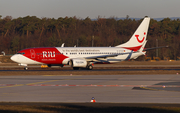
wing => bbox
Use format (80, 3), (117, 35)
(143, 46), (169, 51)
(85, 51), (134, 59)
(83, 50), (134, 64)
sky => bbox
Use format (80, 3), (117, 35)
(1, 0), (180, 19)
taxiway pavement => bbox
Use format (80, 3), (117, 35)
(0, 74), (180, 103)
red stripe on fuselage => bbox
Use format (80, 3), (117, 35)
(18, 47), (68, 64)
(122, 45), (142, 51)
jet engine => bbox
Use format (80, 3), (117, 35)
(69, 58), (93, 70)
(69, 58), (87, 68)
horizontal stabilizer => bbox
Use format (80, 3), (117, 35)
(144, 46), (169, 51)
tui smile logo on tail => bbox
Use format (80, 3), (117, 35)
(135, 32), (146, 43)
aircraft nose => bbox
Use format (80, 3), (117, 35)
(10, 55), (18, 62)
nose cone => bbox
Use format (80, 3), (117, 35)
(11, 55), (18, 62)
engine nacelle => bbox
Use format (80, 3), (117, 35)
(70, 58), (87, 67)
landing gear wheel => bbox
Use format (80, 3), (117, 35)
(73, 67), (79, 70)
(24, 67), (28, 70)
(87, 65), (93, 70)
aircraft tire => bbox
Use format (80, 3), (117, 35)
(87, 65), (93, 70)
(24, 67), (28, 70)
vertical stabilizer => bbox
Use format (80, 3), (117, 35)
(116, 17), (150, 51)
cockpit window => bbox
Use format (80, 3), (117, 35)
(17, 52), (25, 55)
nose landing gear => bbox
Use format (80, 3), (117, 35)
(24, 67), (28, 70)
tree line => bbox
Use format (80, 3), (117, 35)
(0, 15), (180, 60)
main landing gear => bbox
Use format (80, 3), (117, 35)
(87, 64), (93, 70)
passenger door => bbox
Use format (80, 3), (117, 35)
(30, 49), (35, 59)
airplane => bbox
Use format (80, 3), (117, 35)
(11, 17), (151, 70)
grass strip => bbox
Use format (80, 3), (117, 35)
(0, 103), (180, 113)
